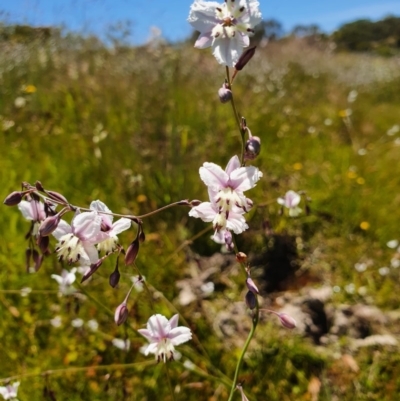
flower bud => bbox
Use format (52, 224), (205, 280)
(81, 259), (103, 283)
(32, 249), (43, 272)
(246, 277), (259, 294)
(236, 252), (247, 264)
(218, 84), (232, 103)
(125, 238), (140, 265)
(109, 264), (120, 288)
(39, 214), (61, 237)
(278, 313), (297, 329)
(114, 302), (129, 326)
(244, 136), (261, 160)
(245, 290), (257, 310)
(37, 235), (50, 254)
(3, 191), (23, 206)
(46, 190), (69, 205)
(190, 200), (202, 207)
(235, 46), (256, 71)
(138, 229), (145, 243)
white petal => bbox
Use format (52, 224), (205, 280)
(168, 326), (192, 345)
(188, 0), (220, 32)
(18, 200), (35, 220)
(225, 155), (241, 175)
(212, 37), (243, 67)
(90, 199), (114, 224)
(226, 212), (248, 234)
(82, 244), (99, 265)
(169, 314), (179, 329)
(50, 274), (63, 285)
(72, 212), (102, 241)
(138, 328), (153, 342)
(189, 202), (216, 222)
(229, 166), (262, 191)
(286, 190), (301, 207)
(52, 219), (72, 240)
(110, 218), (131, 235)
(199, 162), (229, 189)
(147, 314), (169, 338)
(194, 32), (214, 48)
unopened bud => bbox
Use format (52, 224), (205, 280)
(244, 136), (261, 160)
(138, 229), (145, 243)
(114, 302), (129, 326)
(81, 259), (103, 283)
(45, 190), (69, 205)
(246, 277), (259, 294)
(37, 235), (50, 254)
(190, 200), (202, 207)
(109, 264), (120, 288)
(35, 181), (45, 191)
(245, 290), (257, 310)
(4, 191), (23, 206)
(32, 249), (43, 272)
(236, 252), (247, 264)
(125, 238), (139, 265)
(278, 313), (297, 329)
(39, 214), (61, 237)
(235, 46), (256, 71)
(218, 83), (232, 103)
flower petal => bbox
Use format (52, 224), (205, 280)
(212, 37), (243, 67)
(52, 219), (72, 240)
(199, 162), (229, 189)
(229, 166), (262, 191)
(188, 0), (220, 32)
(194, 32), (214, 49)
(72, 212), (102, 241)
(111, 218), (131, 235)
(189, 202), (216, 222)
(168, 326), (193, 345)
(225, 155), (241, 175)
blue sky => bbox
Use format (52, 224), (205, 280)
(1, 0), (399, 44)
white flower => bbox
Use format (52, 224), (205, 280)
(138, 314), (192, 362)
(189, 155), (262, 243)
(18, 198), (46, 236)
(90, 200), (131, 254)
(112, 338), (131, 351)
(52, 211), (107, 266)
(277, 190), (302, 217)
(51, 268), (77, 295)
(188, 0), (262, 66)
(0, 382), (20, 401)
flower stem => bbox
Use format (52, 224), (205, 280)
(226, 66), (246, 165)
(164, 362), (177, 401)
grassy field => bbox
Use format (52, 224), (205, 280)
(1, 31), (400, 400)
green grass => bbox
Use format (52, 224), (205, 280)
(1, 33), (400, 400)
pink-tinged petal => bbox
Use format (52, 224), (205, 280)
(286, 190), (301, 207)
(168, 326), (193, 345)
(147, 314), (169, 338)
(72, 212), (102, 241)
(52, 219), (72, 240)
(225, 155), (241, 175)
(199, 162), (229, 189)
(188, 0), (220, 32)
(226, 212), (248, 234)
(143, 342), (158, 355)
(212, 37), (243, 67)
(90, 200), (114, 225)
(189, 202), (216, 221)
(83, 244), (100, 265)
(229, 166), (262, 191)
(212, 229), (226, 244)
(194, 32), (213, 49)
(111, 218), (131, 236)
(169, 314), (179, 329)
(138, 328), (153, 342)
(18, 200), (45, 221)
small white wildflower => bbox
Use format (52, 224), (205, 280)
(112, 338), (131, 351)
(71, 318), (84, 328)
(379, 267), (390, 276)
(386, 239), (399, 249)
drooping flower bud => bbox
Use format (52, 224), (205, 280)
(109, 264), (121, 288)
(32, 249), (43, 272)
(246, 277), (259, 294)
(45, 190), (69, 205)
(278, 313), (297, 329)
(37, 235), (50, 254)
(244, 136), (261, 160)
(3, 191), (23, 206)
(114, 302), (129, 326)
(190, 200), (202, 207)
(138, 228), (145, 243)
(39, 214), (61, 237)
(234, 46), (257, 71)
(218, 83), (232, 103)
(125, 237), (140, 265)
(224, 230), (234, 252)
(81, 259), (103, 283)
(245, 290), (257, 310)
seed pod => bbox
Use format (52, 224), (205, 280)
(125, 238), (140, 266)
(244, 136), (261, 160)
(109, 264), (121, 288)
(245, 290), (257, 310)
(236, 252), (247, 264)
(81, 259), (103, 283)
(218, 84), (232, 103)
(234, 46), (256, 71)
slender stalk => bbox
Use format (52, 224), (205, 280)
(164, 363), (177, 401)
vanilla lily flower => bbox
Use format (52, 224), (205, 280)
(277, 190), (302, 217)
(138, 314), (192, 362)
(52, 211), (107, 266)
(188, 0), (262, 66)
(18, 198), (46, 236)
(0, 382), (20, 401)
(51, 268), (77, 295)
(189, 155), (262, 243)
(89, 200), (131, 254)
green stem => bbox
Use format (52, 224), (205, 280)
(164, 363), (177, 401)
(225, 66), (246, 165)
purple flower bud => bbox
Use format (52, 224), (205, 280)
(35, 181), (45, 191)
(39, 214), (61, 237)
(114, 302), (129, 326)
(125, 238), (140, 265)
(224, 231), (234, 252)
(37, 235), (50, 254)
(190, 200), (202, 207)
(109, 265), (120, 288)
(45, 190), (69, 205)
(218, 84), (232, 103)
(138, 229), (145, 243)
(81, 259), (103, 283)
(245, 290), (257, 310)
(235, 46), (257, 71)
(244, 136), (261, 160)
(246, 277), (259, 294)
(3, 191), (23, 206)
(278, 313), (297, 329)
(32, 249), (43, 272)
